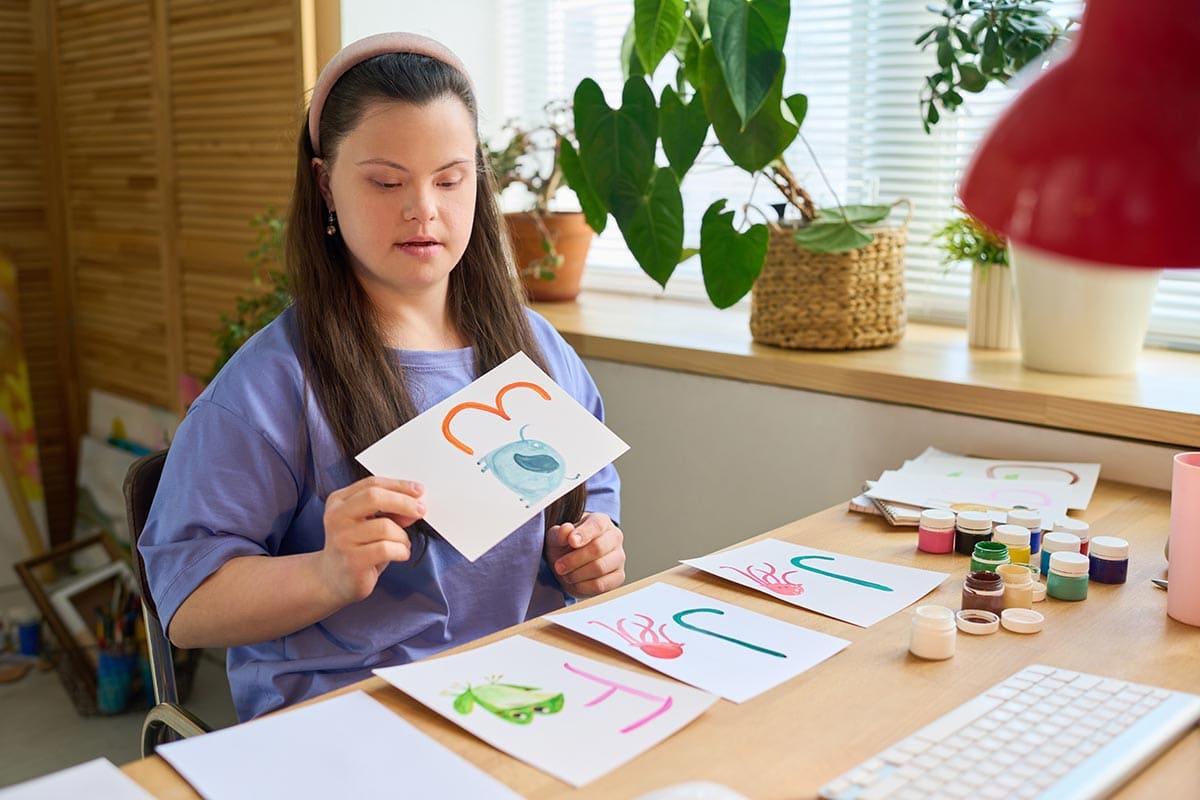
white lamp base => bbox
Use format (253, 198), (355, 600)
(1009, 244), (1160, 376)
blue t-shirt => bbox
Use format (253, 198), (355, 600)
(139, 307), (620, 720)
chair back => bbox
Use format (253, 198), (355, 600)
(123, 449), (176, 703)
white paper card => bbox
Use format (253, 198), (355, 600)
(550, 582), (850, 702)
(0, 759), (154, 800)
(866, 471), (1070, 523)
(356, 352), (629, 561)
(682, 539), (948, 628)
(374, 635), (718, 787)
(157, 691), (520, 800)
(907, 446), (1100, 511)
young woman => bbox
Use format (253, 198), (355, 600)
(139, 32), (625, 721)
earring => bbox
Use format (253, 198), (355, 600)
(325, 210), (338, 236)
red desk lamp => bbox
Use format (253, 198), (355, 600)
(959, 0), (1200, 375)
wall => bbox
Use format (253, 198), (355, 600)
(588, 359), (1180, 582)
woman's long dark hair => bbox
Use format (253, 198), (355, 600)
(286, 52), (585, 538)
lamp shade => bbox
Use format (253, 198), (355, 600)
(959, 0), (1200, 268)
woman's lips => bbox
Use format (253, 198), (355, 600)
(395, 241), (443, 259)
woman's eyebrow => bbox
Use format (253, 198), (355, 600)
(355, 157), (472, 172)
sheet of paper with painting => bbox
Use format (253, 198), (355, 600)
(550, 582), (850, 703)
(156, 691), (520, 799)
(373, 635), (717, 787)
(905, 446), (1100, 510)
(356, 352), (628, 561)
(865, 471), (1071, 524)
(682, 539), (949, 628)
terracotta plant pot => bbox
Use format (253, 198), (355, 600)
(505, 212), (594, 302)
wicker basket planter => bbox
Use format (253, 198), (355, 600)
(750, 221), (909, 350)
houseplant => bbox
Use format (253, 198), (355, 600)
(560, 0), (909, 350)
(932, 211), (1015, 349)
(209, 209), (290, 382)
(917, 0), (1070, 353)
(484, 101), (595, 302)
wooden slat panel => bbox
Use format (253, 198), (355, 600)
(0, 0), (76, 547)
(169, 0), (299, 380)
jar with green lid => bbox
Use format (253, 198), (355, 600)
(1047, 551), (1090, 601)
(970, 540), (1010, 573)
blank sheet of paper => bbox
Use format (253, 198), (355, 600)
(157, 691), (521, 800)
(0, 759), (153, 800)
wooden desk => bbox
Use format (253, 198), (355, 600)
(123, 480), (1199, 799)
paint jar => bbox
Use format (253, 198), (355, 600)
(1007, 508), (1043, 554)
(918, 509), (957, 554)
(909, 605), (956, 660)
(970, 541), (1011, 573)
(1089, 536), (1130, 584)
(1040, 531), (1081, 575)
(993, 524), (1032, 564)
(961, 571), (1006, 615)
(1047, 552), (1090, 601)
(955, 511), (993, 556)
(1054, 518), (1091, 556)
(997, 564), (1034, 609)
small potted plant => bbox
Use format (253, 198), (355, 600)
(484, 101), (595, 302)
(559, 0), (910, 350)
(932, 210), (1015, 349)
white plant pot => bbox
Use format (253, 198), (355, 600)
(967, 265), (1018, 350)
(1009, 243), (1161, 376)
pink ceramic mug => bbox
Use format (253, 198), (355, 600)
(1168, 452), (1200, 626)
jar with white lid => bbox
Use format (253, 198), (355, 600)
(909, 605), (956, 660)
(1088, 535), (1129, 584)
(993, 523), (1031, 564)
(1007, 508), (1043, 552)
(1040, 531), (1081, 575)
(1054, 517), (1091, 555)
(1047, 551), (1089, 601)
(955, 511), (992, 556)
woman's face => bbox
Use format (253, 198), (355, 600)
(316, 96), (478, 306)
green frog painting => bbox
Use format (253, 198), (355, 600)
(450, 678), (565, 725)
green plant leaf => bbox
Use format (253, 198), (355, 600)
(611, 168), (685, 287)
(706, 0), (789, 127)
(792, 219), (875, 254)
(635, 0), (686, 75)
(660, 85), (708, 179)
(679, 247), (700, 263)
(783, 93), (807, 127)
(700, 43), (796, 172)
(557, 137), (608, 234)
(819, 204), (893, 225)
(958, 63), (987, 92)
(573, 77), (658, 208)
(699, 199), (768, 308)
(621, 20), (646, 80)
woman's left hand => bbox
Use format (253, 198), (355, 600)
(545, 512), (626, 598)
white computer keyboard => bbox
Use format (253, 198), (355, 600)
(818, 664), (1200, 800)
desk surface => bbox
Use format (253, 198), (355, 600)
(122, 480), (1199, 799)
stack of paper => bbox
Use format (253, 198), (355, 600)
(850, 447), (1100, 527)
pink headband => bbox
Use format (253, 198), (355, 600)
(308, 32), (473, 156)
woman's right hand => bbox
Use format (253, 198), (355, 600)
(318, 476), (426, 605)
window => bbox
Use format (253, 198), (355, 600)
(499, 0), (1200, 348)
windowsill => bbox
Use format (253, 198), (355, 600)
(531, 290), (1200, 449)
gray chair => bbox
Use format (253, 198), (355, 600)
(124, 449), (212, 757)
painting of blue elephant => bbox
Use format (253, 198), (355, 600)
(477, 424), (580, 507)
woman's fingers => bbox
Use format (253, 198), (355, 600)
(329, 477), (426, 524)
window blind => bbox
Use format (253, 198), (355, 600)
(499, 0), (1200, 348)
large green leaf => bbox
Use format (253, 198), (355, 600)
(784, 93), (807, 127)
(620, 20), (646, 80)
(706, 0), (789, 126)
(792, 219), (875, 254)
(700, 44), (796, 172)
(660, 86), (708, 180)
(819, 204), (893, 225)
(558, 137), (607, 234)
(635, 0), (686, 75)
(572, 77), (658, 208)
(699, 200), (768, 308)
(611, 168), (685, 287)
